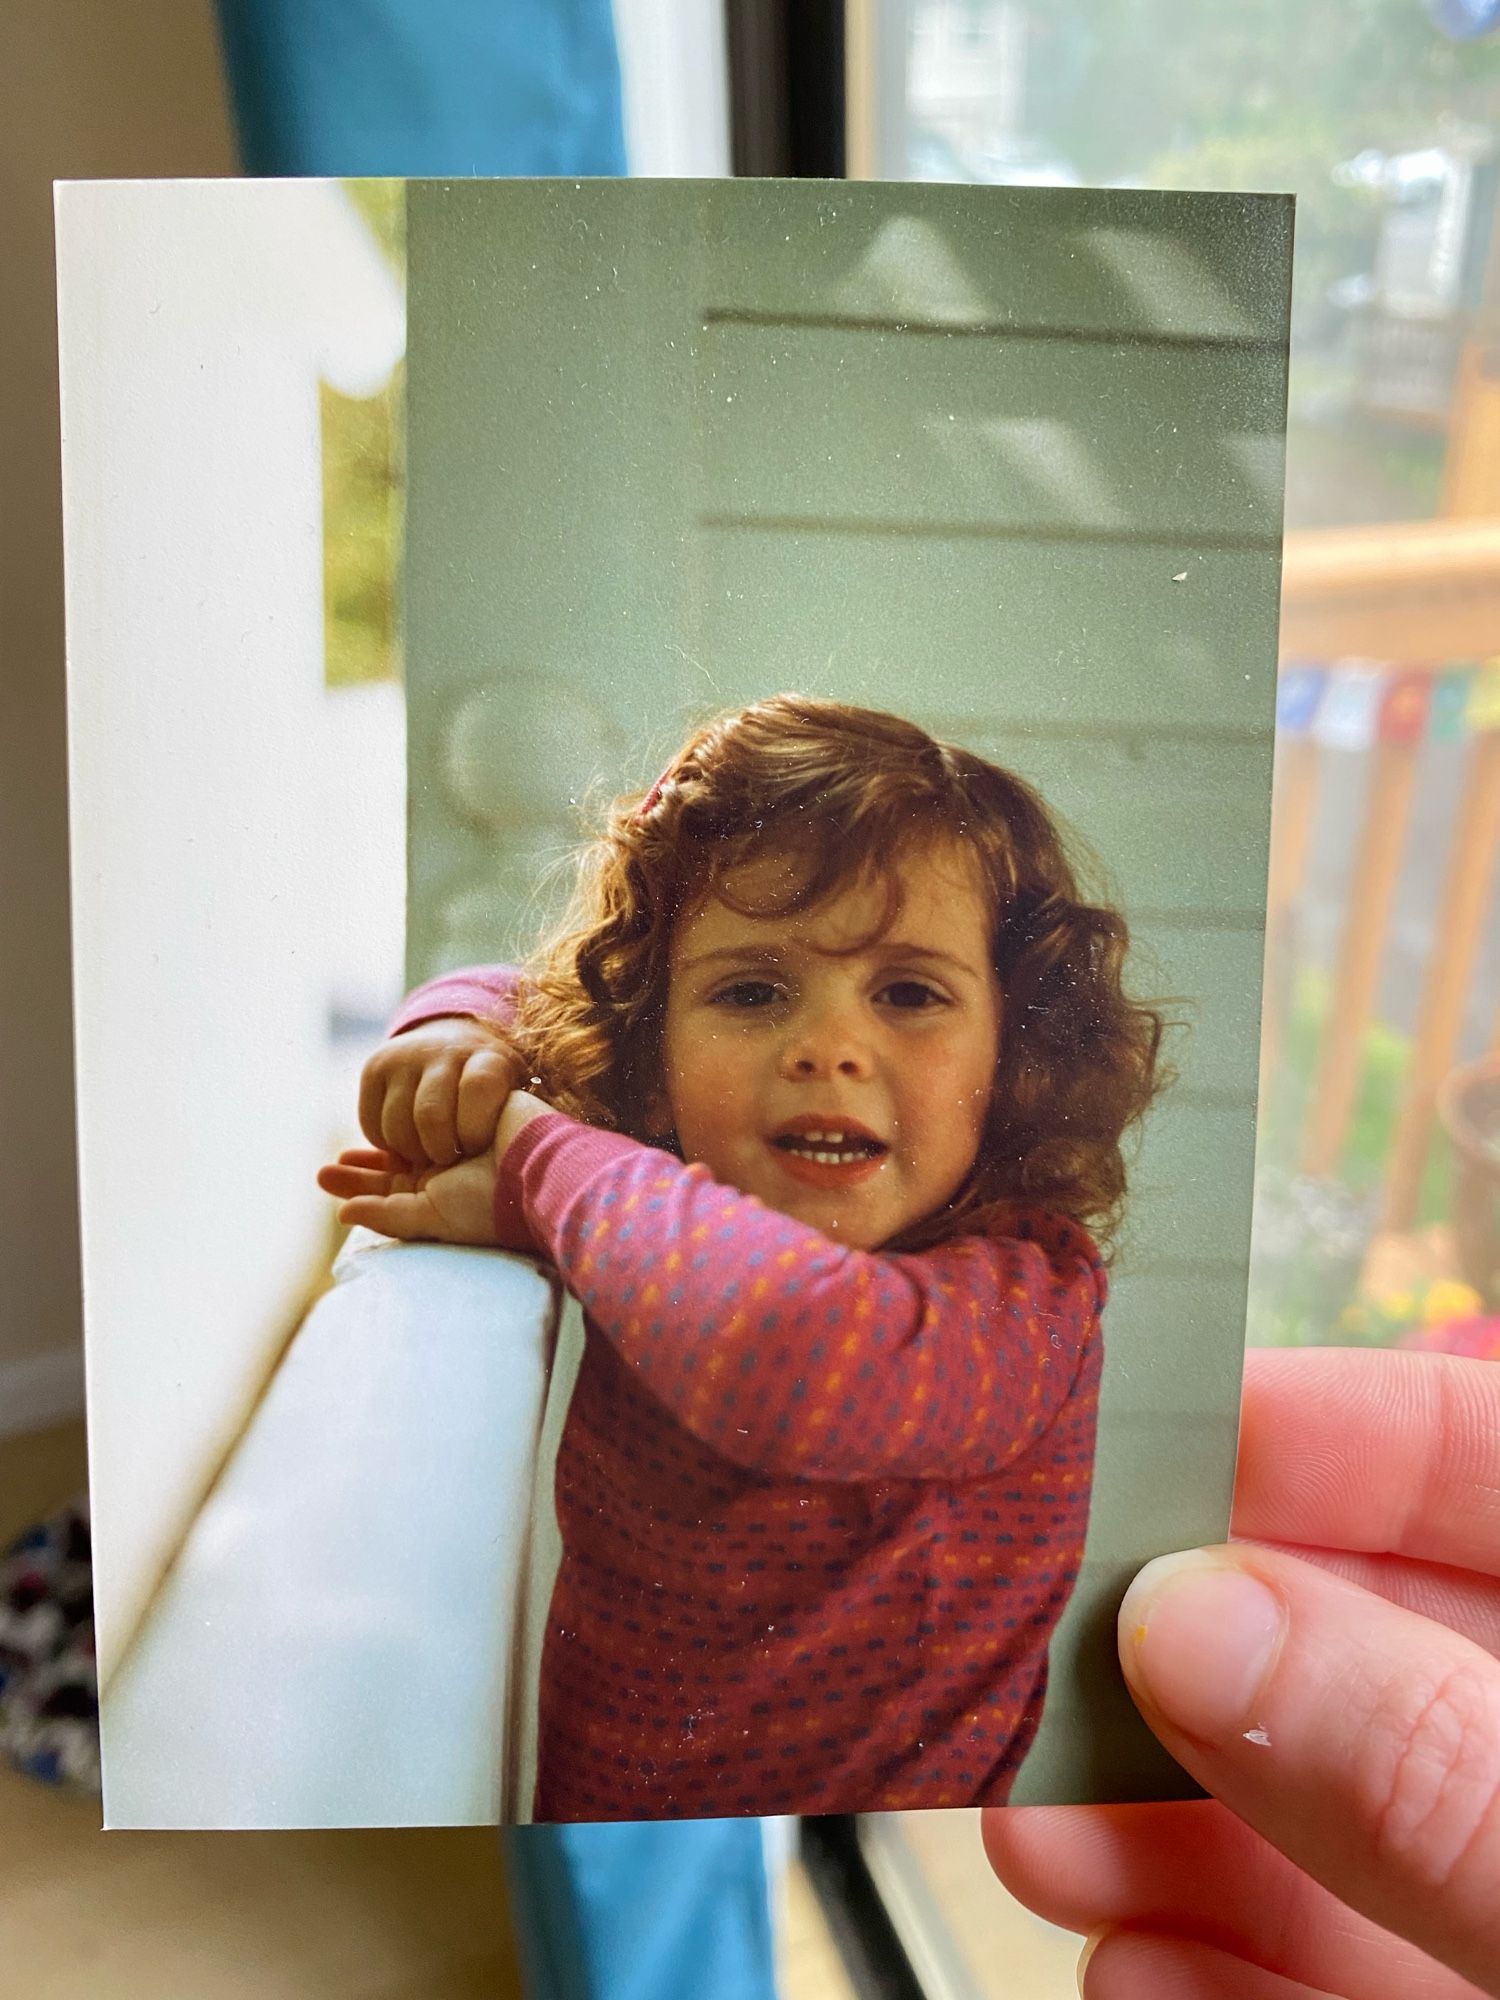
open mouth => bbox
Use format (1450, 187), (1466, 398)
(770, 1126), (889, 1168)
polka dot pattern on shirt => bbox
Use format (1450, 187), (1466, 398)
(503, 1111), (1106, 1823)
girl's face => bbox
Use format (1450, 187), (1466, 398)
(658, 840), (1002, 1249)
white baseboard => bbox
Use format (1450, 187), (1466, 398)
(0, 1345), (87, 1440)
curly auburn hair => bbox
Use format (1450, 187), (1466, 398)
(513, 694), (1167, 1253)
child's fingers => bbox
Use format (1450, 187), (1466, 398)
(357, 1059), (401, 1154)
(334, 1193), (438, 1240)
(330, 1147), (402, 1170)
(413, 1056), (465, 1164)
(319, 1162), (404, 1200)
(455, 1046), (522, 1155)
(377, 1071), (423, 1164)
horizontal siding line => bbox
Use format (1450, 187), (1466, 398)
(1128, 909), (1266, 934)
(1111, 1256), (1249, 1280)
(1163, 1086), (1260, 1113)
(701, 306), (1286, 355)
(957, 719), (1271, 749)
(698, 512), (1282, 555)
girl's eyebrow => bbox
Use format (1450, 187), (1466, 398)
(680, 940), (982, 978)
(678, 945), (787, 974)
(874, 941), (978, 974)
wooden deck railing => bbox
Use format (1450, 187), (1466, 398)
(1270, 514), (1500, 1233)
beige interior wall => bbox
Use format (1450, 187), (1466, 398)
(0, 4), (236, 1411)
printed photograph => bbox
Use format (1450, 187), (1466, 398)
(57, 174), (1291, 1827)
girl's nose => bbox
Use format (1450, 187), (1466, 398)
(779, 1010), (873, 1081)
(788, 1053), (864, 1078)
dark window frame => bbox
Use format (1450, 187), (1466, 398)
(725, 0), (846, 177)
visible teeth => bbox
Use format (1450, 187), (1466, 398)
(784, 1139), (873, 1164)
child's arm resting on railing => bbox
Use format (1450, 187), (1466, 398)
(524, 1106), (1101, 1483)
(323, 1098), (1104, 1480)
(318, 1088), (550, 1255)
(362, 964), (525, 1169)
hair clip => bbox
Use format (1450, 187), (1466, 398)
(633, 762), (677, 824)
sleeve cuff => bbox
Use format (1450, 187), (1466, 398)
(496, 1111), (663, 1248)
(387, 967), (521, 1037)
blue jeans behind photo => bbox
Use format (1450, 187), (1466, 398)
(211, 4), (782, 1995)
(507, 1816), (781, 2000)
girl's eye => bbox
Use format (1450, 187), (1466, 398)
(712, 979), (784, 1009)
(879, 980), (948, 1010)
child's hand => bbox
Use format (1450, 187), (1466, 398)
(318, 1090), (555, 1250)
(358, 1015), (523, 1168)
(317, 1146), (506, 1247)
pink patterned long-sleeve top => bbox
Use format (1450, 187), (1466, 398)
(394, 968), (1105, 1820)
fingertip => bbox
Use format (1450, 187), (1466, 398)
(1075, 1928), (1106, 1996)
(979, 1801), (1034, 1879)
(1117, 1549), (1285, 1751)
(979, 1804), (1095, 1921)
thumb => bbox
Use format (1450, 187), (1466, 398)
(1119, 1544), (1500, 1996)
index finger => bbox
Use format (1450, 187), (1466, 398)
(1235, 1347), (1500, 1579)
(455, 1046), (522, 1156)
(358, 1050), (400, 1152)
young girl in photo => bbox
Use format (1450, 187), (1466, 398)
(320, 695), (1164, 1820)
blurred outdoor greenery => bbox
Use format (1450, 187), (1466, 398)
(1031, 0), (1500, 311)
(1249, 965), (1460, 1348)
(322, 180), (405, 687)
(1021, 0), (1500, 527)
(1016, 0), (1496, 1345)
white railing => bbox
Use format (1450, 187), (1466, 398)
(100, 1233), (565, 1829)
